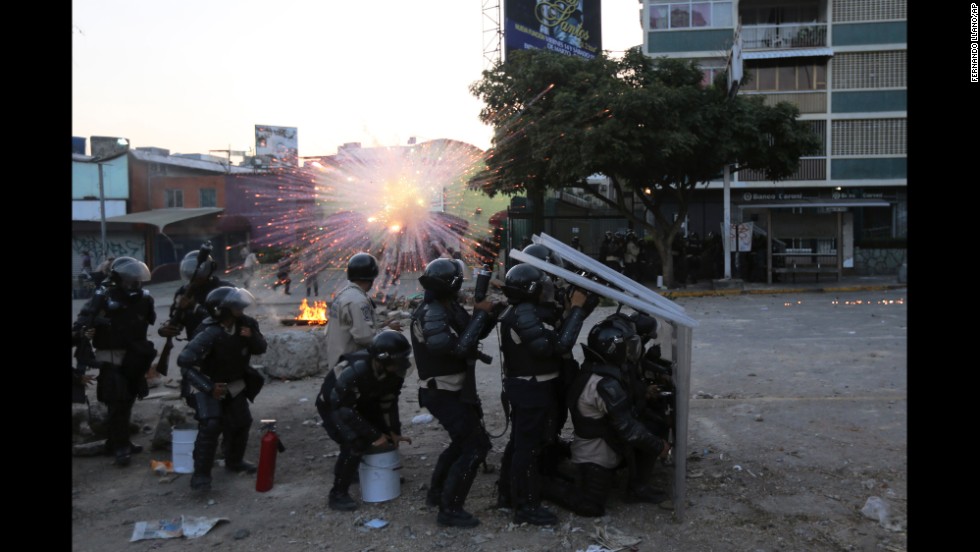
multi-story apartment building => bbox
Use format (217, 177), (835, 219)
(639, 0), (906, 279)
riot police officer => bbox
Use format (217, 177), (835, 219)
(324, 252), (401, 375)
(72, 257), (157, 467)
(315, 330), (413, 511)
(412, 259), (500, 528)
(158, 245), (233, 341)
(517, 243), (579, 478)
(495, 263), (595, 526)
(177, 287), (267, 492)
(542, 315), (671, 517)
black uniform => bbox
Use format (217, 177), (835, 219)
(542, 359), (668, 517)
(177, 314), (266, 488)
(170, 277), (234, 339)
(496, 300), (588, 521)
(412, 294), (496, 521)
(72, 285), (157, 460)
(315, 351), (405, 503)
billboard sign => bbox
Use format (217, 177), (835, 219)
(504, 0), (602, 60)
(255, 125), (299, 168)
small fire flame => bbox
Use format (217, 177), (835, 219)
(295, 298), (328, 324)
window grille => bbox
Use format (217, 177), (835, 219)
(832, 0), (906, 22)
(831, 119), (906, 155)
(832, 51), (906, 89)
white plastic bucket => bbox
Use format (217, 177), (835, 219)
(358, 450), (402, 502)
(172, 424), (198, 474)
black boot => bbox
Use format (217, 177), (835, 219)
(427, 444), (460, 507)
(437, 452), (484, 528)
(329, 445), (361, 511)
(191, 420), (220, 492)
(625, 484), (670, 505)
(224, 427), (257, 474)
(514, 505), (558, 526)
(328, 490), (357, 511)
(114, 447), (131, 467)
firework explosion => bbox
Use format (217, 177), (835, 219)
(231, 139), (506, 301)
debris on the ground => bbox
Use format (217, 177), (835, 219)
(589, 524), (642, 552)
(73, 440), (108, 457)
(151, 460), (173, 475)
(363, 518), (389, 529)
(233, 529), (250, 540)
(130, 516), (229, 541)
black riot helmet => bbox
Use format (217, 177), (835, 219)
(521, 244), (564, 269)
(179, 249), (217, 282)
(628, 312), (659, 343)
(108, 257), (151, 294)
(204, 286), (254, 320)
(347, 252), (379, 282)
(419, 258), (463, 299)
(584, 314), (642, 366)
(502, 264), (543, 303)
(368, 330), (413, 377)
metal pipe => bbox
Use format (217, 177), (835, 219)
(98, 162), (107, 260)
(532, 233), (689, 318)
(509, 249), (699, 328)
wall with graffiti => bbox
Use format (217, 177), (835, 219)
(71, 233), (146, 277)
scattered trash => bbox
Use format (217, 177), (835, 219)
(687, 470), (704, 479)
(755, 415), (764, 422)
(151, 460), (174, 475)
(363, 518), (389, 529)
(233, 529), (250, 540)
(130, 516), (229, 541)
(747, 373), (757, 377)
(746, 468), (757, 478)
(299, 398), (309, 402)
(862, 479), (876, 490)
(733, 465), (743, 472)
(412, 413), (434, 425)
(590, 525), (642, 552)
(861, 496), (890, 526)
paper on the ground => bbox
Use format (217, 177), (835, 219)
(364, 518), (389, 529)
(130, 515), (229, 541)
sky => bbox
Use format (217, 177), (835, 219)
(72, 0), (645, 158)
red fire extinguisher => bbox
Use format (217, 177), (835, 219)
(256, 419), (285, 492)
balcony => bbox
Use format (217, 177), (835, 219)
(737, 157), (827, 181)
(741, 90), (827, 114)
(742, 23), (828, 50)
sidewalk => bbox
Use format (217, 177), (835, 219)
(134, 271), (906, 306)
(654, 273), (907, 299)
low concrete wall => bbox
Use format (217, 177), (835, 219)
(854, 247), (906, 276)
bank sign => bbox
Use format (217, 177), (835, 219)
(504, 0), (602, 60)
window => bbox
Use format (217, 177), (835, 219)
(649, 1), (732, 30)
(743, 60), (827, 91)
(199, 188), (217, 207)
(166, 189), (183, 208)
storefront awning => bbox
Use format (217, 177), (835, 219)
(744, 48), (834, 60)
(740, 200), (890, 209)
(104, 208), (224, 231)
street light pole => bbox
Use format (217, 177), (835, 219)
(99, 162), (108, 260)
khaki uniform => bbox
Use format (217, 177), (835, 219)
(569, 374), (621, 469)
(326, 283), (379, 375)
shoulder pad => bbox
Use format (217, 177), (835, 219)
(596, 376), (628, 408)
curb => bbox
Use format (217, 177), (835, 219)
(661, 283), (907, 299)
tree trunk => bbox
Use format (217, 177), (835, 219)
(651, 232), (676, 289)
(528, 188), (546, 236)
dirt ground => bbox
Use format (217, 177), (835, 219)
(71, 286), (907, 552)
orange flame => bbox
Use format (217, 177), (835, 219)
(295, 298), (328, 324)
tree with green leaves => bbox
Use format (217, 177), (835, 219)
(470, 47), (820, 288)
